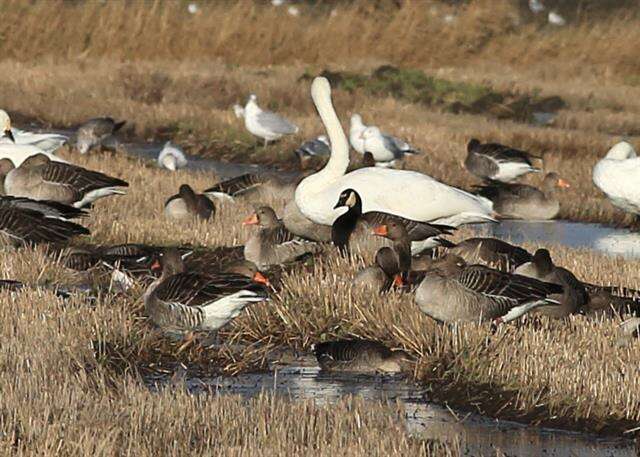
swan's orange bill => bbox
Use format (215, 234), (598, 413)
(243, 213), (259, 225)
(393, 274), (405, 287)
(557, 178), (571, 188)
(253, 271), (270, 286)
(150, 259), (161, 271)
(372, 225), (388, 236)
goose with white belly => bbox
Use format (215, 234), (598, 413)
(593, 141), (640, 227)
(295, 78), (495, 228)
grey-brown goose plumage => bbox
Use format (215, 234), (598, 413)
(464, 138), (541, 183)
(203, 173), (264, 201)
(282, 199), (332, 242)
(475, 172), (570, 220)
(514, 248), (588, 318)
(371, 219), (412, 280)
(415, 254), (563, 324)
(164, 184), (215, 220)
(76, 117), (126, 155)
(353, 247), (401, 292)
(446, 237), (532, 272)
(144, 249), (269, 337)
(0, 196), (89, 245)
(0, 158), (14, 194)
(4, 153), (128, 208)
(312, 339), (411, 374)
(243, 206), (322, 269)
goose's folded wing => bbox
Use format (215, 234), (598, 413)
(43, 162), (128, 193)
(0, 207), (89, 244)
(361, 211), (455, 241)
(264, 225), (297, 245)
(203, 173), (263, 196)
(0, 196), (87, 219)
(478, 143), (535, 164)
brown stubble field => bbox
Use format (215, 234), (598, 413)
(1, 0), (640, 453)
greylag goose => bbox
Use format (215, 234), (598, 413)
(0, 158), (14, 193)
(446, 237), (532, 272)
(0, 195), (87, 220)
(465, 138), (541, 183)
(4, 153), (129, 208)
(514, 248), (588, 318)
(158, 142), (187, 171)
(144, 249), (269, 338)
(312, 339), (410, 374)
(243, 206), (322, 269)
(204, 173), (264, 202)
(164, 184), (215, 220)
(240, 94), (298, 146)
(76, 117), (126, 154)
(415, 254), (563, 323)
(371, 220), (412, 278)
(353, 247), (402, 292)
(0, 197), (89, 245)
(593, 141), (640, 227)
(332, 188), (454, 255)
(282, 200), (332, 242)
(476, 172), (569, 220)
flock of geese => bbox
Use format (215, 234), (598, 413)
(0, 76), (639, 372)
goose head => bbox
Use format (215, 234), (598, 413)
(542, 172), (570, 191)
(224, 259), (271, 286)
(371, 219), (408, 242)
(531, 248), (554, 276)
(151, 248), (186, 277)
(467, 138), (481, 153)
(428, 254), (466, 277)
(243, 205), (280, 228)
(333, 188), (361, 209)
(604, 141), (636, 160)
(0, 110), (14, 143)
(21, 153), (50, 169)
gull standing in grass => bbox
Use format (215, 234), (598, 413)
(548, 11), (566, 26)
(158, 142), (188, 171)
(0, 110), (68, 165)
(528, 0), (545, 14)
(76, 117), (126, 154)
(241, 94), (298, 146)
(361, 126), (420, 167)
(348, 114), (367, 154)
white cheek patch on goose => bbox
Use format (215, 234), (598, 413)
(345, 191), (356, 207)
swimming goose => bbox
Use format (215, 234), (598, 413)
(164, 184), (215, 220)
(446, 237), (532, 272)
(4, 153), (128, 208)
(312, 339), (410, 374)
(157, 142), (188, 171)
(0, 127), (68, 154)
(295, 77), (494, 227)
(243, 206), (322, 268)
(332, 189), (455, 255)
(514, 248), (588, 318)
(144, 249), (269, 338)
(0, 197), (89, 245)
(242, 94), (299, 146)
(76, 117), (126, 154)
(353, 247), (402, 292)
(465, 138), (541, 183)
(415, 254), (563, 323)
(203, 173), (264, 202)
(476, 172), (569, 220)
(361, 126), (420, 166)
(593, 141), (640, 225)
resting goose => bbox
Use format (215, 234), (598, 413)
(353, 247), (402, 292)
(593, 141), (640, 225)
(144, 249), (269, 338)
(0, 195), (86, 220)
(514, 248), (588, 318)
(164, 184), (215, 220)
(312, 339), (410, 374)
(371, 220), (412, 278)
(446, 237), (532, 272)
(243, 206), (322, 268)
(242, 94), (299, 146)
(295, 78), (494, 227)
(157, 142), (188, 171)
(0, 197), (89, 245)
(332, 188), (454, 255)
(204, 173), (264, 202)
(76, 117), (126, 155)
(465, 138), (541, 183)
(415, 254), (563, 323)
(476, 172), (569, 220)
(4, 154), (128, 208)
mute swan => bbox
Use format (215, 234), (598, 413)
(76, 117), (126, 154)
(294, 77), (495, 227)
(593, 141), (640, 220)
(242, 94), (298, 146)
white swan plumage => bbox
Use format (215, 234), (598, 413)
(294, 77), (494, 227)
(593, 141), (640, 216)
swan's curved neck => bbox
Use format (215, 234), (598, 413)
(312, 79), (349, 180)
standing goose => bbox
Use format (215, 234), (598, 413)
(415, 254), (563, 324)
(4, 153), (128, 208)
(476, 172), (570, 220)
(514, 248), (588, 318)
(353, 247), (402, 292)
(76, 117), (126, 155)
(243, 206), (322, 269)
(144, 249), (269, 338)
(313, 339), (410, 374)
(241, 94), (299, 146)
(164, 184), (215, 220)
(361, 125), (420, 166)
(446, 237), (532, 272)
(0, 197), (89, 245)
(295, 77), (494, 227)
(593, 141), (640, 226)
(465, 138), (541, 183)
(331, 188), (454, 255)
